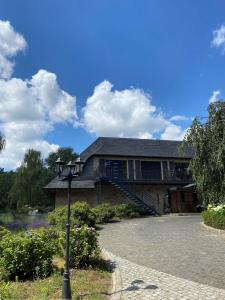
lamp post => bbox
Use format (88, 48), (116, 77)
(55, 158), (75, 300)
(55, 157), (85, 300)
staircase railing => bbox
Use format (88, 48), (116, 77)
(102, 177), (160, 216)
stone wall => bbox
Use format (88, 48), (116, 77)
(55, 189), (98, 207)
(55, 183), (170, 214)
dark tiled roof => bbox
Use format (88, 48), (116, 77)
(80, 137), (194, 161)
(44, 177), (95, 189)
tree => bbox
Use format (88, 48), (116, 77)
(0, 170), (15, 211)
(181, 101), (225, 206)
(46, 147), (78, 175)
(9, 149), (53, 209)
(0, 134), (5, 152)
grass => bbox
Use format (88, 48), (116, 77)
(0, 257), (112, 300)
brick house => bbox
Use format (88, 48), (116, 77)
(45, 137), (198, 214)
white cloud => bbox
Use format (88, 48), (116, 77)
(0, 70), (78, 169)
(209, 90), (221, 103)
(83, 80), (188, 141)
(0, 20), (78, 169)
(161, 124), (187, 141)
(211, 24), (225, 53)
(0, 20), (26, 79)
(170, 115), (189, 122)
(83, 81), (168, 138)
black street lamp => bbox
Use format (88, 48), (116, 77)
(55, 157), (85, 299)
(55, 158), (77, 300)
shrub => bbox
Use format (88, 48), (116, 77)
(0, 230), (55, 281)
(32, 227), (62, 254)
(202, 205), (225, 230)
(92, 203), (115, 224)
(70, 226), (100, 268)
(113, 203), (147, 219)
(48, 201), (96, 229)
(0, 226), (10, 239)
(57, 226), (100, 268)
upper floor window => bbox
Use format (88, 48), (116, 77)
(141, 161), (161, 180)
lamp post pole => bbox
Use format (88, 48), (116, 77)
(55, 158), (85, 300)
(62, 167), (72, 300)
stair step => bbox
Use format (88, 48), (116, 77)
(104, 178), (159, 216)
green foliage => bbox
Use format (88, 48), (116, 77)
(202, 210), (225, 230)
(0, 230), (55, 281)
(9, 149), (53, 210)
(0, 264), (111, 300)
(0, 226), (10, 238)
(92, 203), (115, 224)
(32, 227), (62, 254)
(202, 204), (225, 230)
(181, 101), (225, 205)
(69, 226), (100, 268)
(48, 201), (96, 229)
(35, 226), (100, 269)
(46, 147), (78, 176)
(113, 203), (147, 219)
(0, 171), (15, 211)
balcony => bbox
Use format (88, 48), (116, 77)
(99, 159), (192, 185)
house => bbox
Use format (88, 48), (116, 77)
(45, 137), (198, 214)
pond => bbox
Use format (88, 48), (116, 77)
(0, 212), (49, 230)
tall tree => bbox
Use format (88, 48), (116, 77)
(181, 101), (225, 205)
(0, 170), (15, 211)
(46, 147), (78, 175)
(9, 149), (53, 209)
(0, 134), (5, 152)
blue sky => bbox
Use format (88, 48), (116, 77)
(0, 0), (225, 169)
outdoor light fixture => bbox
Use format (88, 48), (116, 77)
(55, 157), (85, 300)
(67, 160), (76, 175)
(75, 157), (85, 175)
(55, 157), (64, 178)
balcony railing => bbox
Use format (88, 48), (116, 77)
(99, 168), (192, 184)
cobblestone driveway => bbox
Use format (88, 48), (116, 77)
(99, 214), (225, 298)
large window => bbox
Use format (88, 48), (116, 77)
(100, 159), (127, 180)
(141, 161), (161, 180)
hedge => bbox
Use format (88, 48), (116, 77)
(92, 203), (115, 224)
(202, 209), (225, 230)
(48, 201), (96, 229)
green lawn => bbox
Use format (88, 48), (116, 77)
(0, 257), (112, 300)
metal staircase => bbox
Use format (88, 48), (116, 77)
(102, 177), (160, 216)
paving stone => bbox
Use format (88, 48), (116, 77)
(106, 250), (225, 300)
(99, 215), (225, 290)
(100, 215), (225, 299)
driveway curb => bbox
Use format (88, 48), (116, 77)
(201, 222), (225, 236)
(102, 249), (123, 300)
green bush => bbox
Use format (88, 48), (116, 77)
(92, 203), (115, 224)
(56, 226), (100, 268)
(70, 226), (100, 268)
(48, 201), (96, 229)
(36, 225), (100, 269)
(0, 226), (10, 239)
(202, 209), (225, 230)
(0, 230), (55, 281)
(113, 203), (147, 219)
(32, 227), (62, 254)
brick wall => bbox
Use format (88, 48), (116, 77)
(55, 183), (170, 214)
